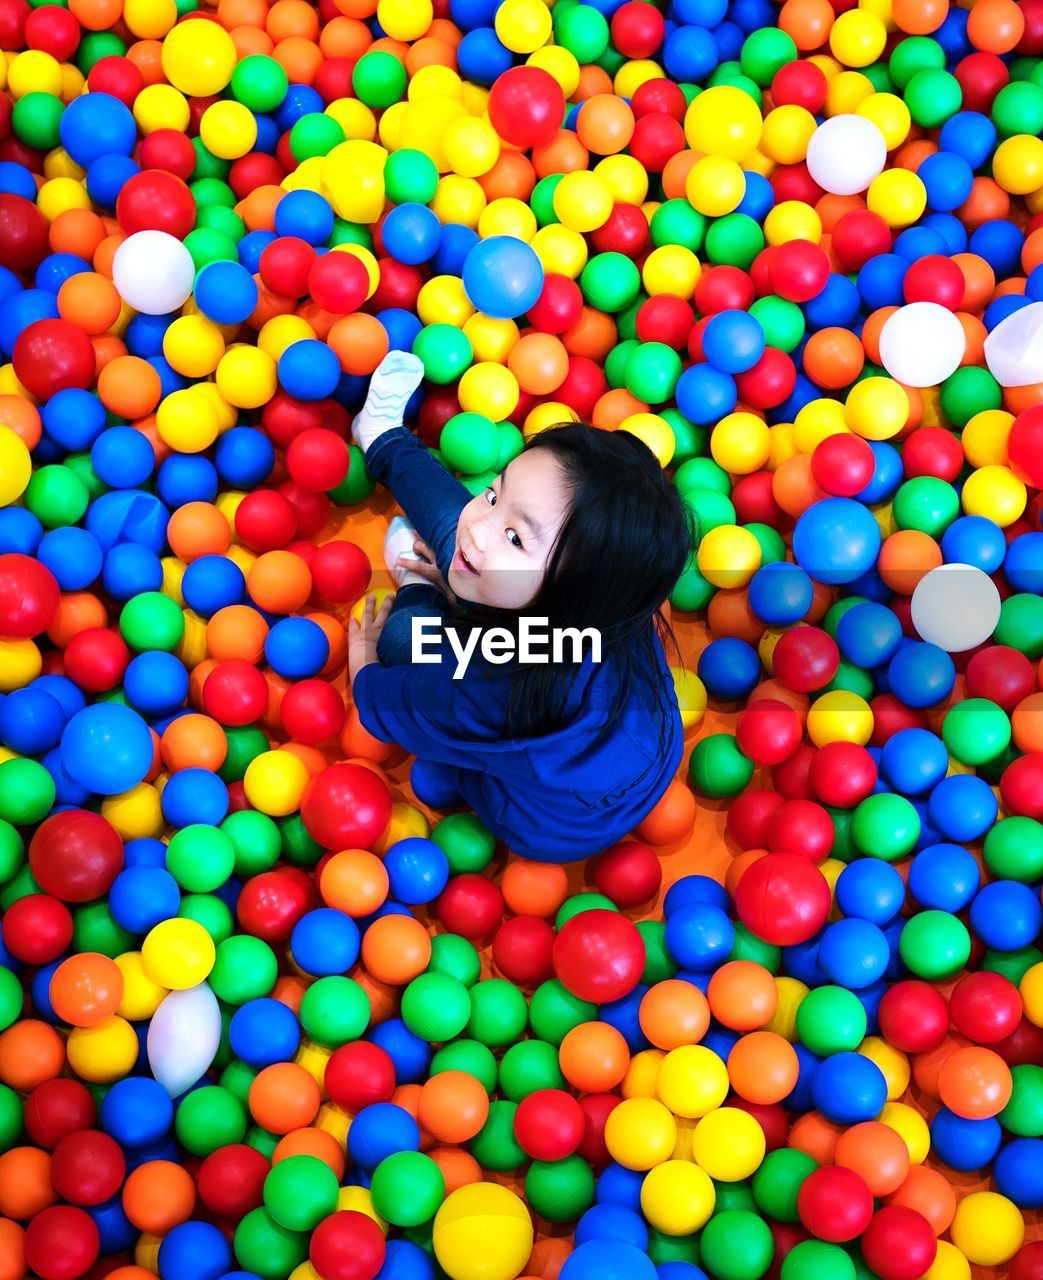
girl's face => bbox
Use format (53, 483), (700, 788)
(448, 449), (573, 610)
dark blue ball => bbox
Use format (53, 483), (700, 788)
(908, 843), (980, 912)
(290, 907), (360, 977)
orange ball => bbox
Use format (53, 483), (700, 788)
(0, 1220), (25, 1280)
(592, 388), (647, 430)
(1012, 690), (1043, 752)
(248, 550), (313, 613)
(0, 395), (41, 449)
(967, 0), (1024, 50)
(501, 859), (569, 918)
(834, 1121), (911, 1196)
(532, 130), (590, 181)
(936, 1045), (1013, 1119)
(911, 1033), (969, 1100)
(0, 1148), (56, 1221)
(788, 1112), (842, 1164)
(160, 712), (228, 773)
(891, 0), (948, 32)
(320, 849), (389, 918)
(328, 314), (389, 376)
(97, 356), (162, 419)
(0, 1020), (65, 1092)
(562, 306), (618, 362)
(773, 454), (830, 518)
(417, 1070), (489, 1144)
(167, 503), (231, 563)
(707, 961), (778, 1032)
(778, 0), (834, 47)
(635, 778), (696, 845)
(708, 588), (766, 645)
(638, 979), (710, 1050)
(57, 273), (121, 334)
(46, 593), (108, 649)
(49, 209), (107, 261)
(479, 151), (536, 203)
(878, 530), (942, 594)
(576, 94), (635, 156)
(559, 1022), (629, 1093)
(727, 1031), (799, 1105)
(428, 1147), (482, 1196)
(207, 605), (269, 663)
(885, 1166), (956, 1235)
(249, 1062), (321, 1133)
(953, 252), (995, 311)
(507, 332), (569, 395)
(802, 327), (865, 390)
(361, 913), (432, 985)
(273, 1127), (346, 1179)
(122, 1161), (196, 1234)
(49, 953), (124, 1028)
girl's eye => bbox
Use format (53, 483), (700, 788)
(506, 530), (522, 549)
(484, 488), (496, 506)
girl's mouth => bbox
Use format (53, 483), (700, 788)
(453, 546), (479, 576)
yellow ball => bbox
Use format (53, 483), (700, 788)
(623, 1048), (665, 1100)
(432, 1185), (533, 1280)
(867, 168), (927, 228)
(711, 412), (771, 475)
(685, 85), (763, 160)
(326, 99), (376, 143)
(825, 70), (875, 116)
(377, 0), (432, 38)
(857, 92), (911, 150)
(922, 1242), (971, 1280)
(200, 100), (258, 160)
(244, 749), (311, 817)
(102, 783), (164, 842)
(163, 316), (226, 378)
(259, 315), (315, 360)
(322, 139), (388, 221)
(431, 175), (487, 229)
(686, 155), (746, 218)
(417, 275), (475, 328)
(335, 1186), (387, 1233)
(640, 1161), (716, 1236)
(696, 524), (762, 589)
(760, 105), (817, 164)
(604, 1097), (678, 1170)
(458, 363), (519, 419)
(1021, 960), (1043, 1027)
(993, 134), (1043, 195)
(157, 388), (221, 454)
(443, 116), (501, 178)
(216, 347), (278, 410)
(764, 200), (822, 246)
(879, 1101), (930, 1164)
(478, 197), (536, 242)
(116, 952), (168, 1021)
(161, 20), (236, 96)
(858, 1036), (910, 1101)
(962, 409), (1013, 468)
(531, 225), (588, 277)
(67, 1016), (139, 1084)
(407, 65), (460, 102)
(524, 401), (579, 438)
(494, 0), (552, 53)
(656, 1045), (729, 1119)
(463, 314), (519, 364)
(671, 666), (707, 731)
(595, 154), (648, 205)
(0, 637), (42, 692)
(142, 919), (216, 989)
(7, 50), (62, 98)
(134, 83), (189, 134)
(36, 177), (90, 221)
(614, 59), (665, 99)
(692, 1107), (766, 1181)
(765, 977), (808, 1041)
(619, 412), (674, 466)
(844, 376), (909, 440)
(553, 171), (614, 233)
(806, 690), (873, 746)
(123, 0), (177, 39)
(527, 45), (580, 97)
(0, 424), (31, 505)
(642, 244), (700, 299)
(830, 10), (887, 65)
(349, 588), (395, 626)
(950, 1192), (1024, 1266)
(961, 464), (1027, 527)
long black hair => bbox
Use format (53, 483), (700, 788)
(440, 422), (696, 740)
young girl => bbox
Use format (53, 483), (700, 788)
(347, 351), (693, 863)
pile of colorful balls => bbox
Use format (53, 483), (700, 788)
(3, 0), (1043, 1275)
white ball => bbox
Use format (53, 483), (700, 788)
(805, 115), (887, 196)
(878, 302), (967, 388)
(147, 983), (222, 1096)
(984, 300), (1043, 387)
(911, 563), (1001, 652)
(112, 230), (195, 315)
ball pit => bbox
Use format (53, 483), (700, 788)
(2, 0), (1043, 1277)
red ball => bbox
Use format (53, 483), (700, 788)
(949, 971), (1023, 1044)
(628, 113), (686, 173)
(308, 252), (370, 314)
(798, 1165), (874, 1242)
(235, 490), (298, 551)
(899, 426), (964, 482)
(767, 799), (834, 862)
(50, 1130), (126, 1206)
(555, 356), (607, 419)
(0, 192), (49, 272)
(577, 1092), (619, 1167)
(325, 1042), (396, 1112)
(735, 699), (802, 766)
(630, 78), (687, 120)
(115, 170), (196, 238)
(734, 852), (831, 946)
(726, 789), (785, 850)
(527, 273), (584, 334)
(301, 763), (392, 851)
(286, 427), (350, 491)
(491, 915), (555, 988)
(0, 0), (30, 48)
(309, 1210), (386, 1280)
(965, 646), (1035, 710)
(590, 840), (662, 909)
(1000, 751), (1043, 819)
(695, 266), (755, 315)
(878, 980), (949, 1053)
(29, 810), (124, 903)
(24, 6), (79, 59)
(770, 163), (823, 208)
(86, 55), (144, 106)
(371, 258), (424, 312)
(63, 627), (131, 694)
(953, 50), (1008, 112)
(733, 1099), (788, 1151)
(12, 318), (96, 399)
(552, 909), (645, 1003)
(203, 659), (269, 726)
(487, 67), (564, 148)
(735, 347), (796, 410)
(137, 129), (196, 180)
(314, 56), (356, 103)
(811, 434), (876, 497)
(768, 241), (829, 302)
(436, 873), (504, 942)
(732, 471), (788, 529)
(236, 869), (315, 942)
(260, 236), (318, 298)
(869, 694), (928, 746)
(902, 255), (965, 309)
(514, 1089), (585, 1161)
(830, 209), (892, 272)
(0, 553), (59, 637)
(589, 202), (649, 256)
(197, 1144), (269, 1218)
(772, 742), (816, 800)
(995, 1016), (1043, 1067)
(280, 679), (345, 746)
(229, 152), (286, 198)
(635, 295), (693, 349)
(1019, 0), (1043, 52)
(860, 1207), (937, 1280)
(771, 60), (827, 111)
(23, 1205), (99, 1280)
(610, 0), (665, 56)
(311, 540), (371, 603)
(23, 1080), (97, 1150)
(2, 894), (74, 964)
(808, 741), (877, 807)
(772, 627), (839, 692)
(1012, 1242), (1043, 1280)
(1008, 406), (1043, 489)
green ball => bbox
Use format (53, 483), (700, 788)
(0, 819), (23, 885)
(729, 923), (780, 972)
(740, 28), (797, 85)
(330, 221), (374, 250)
(528, 980), (596, 1045)
(430, 1040), (499, 1094)
(413, 324), (472, 384)
(685, 488), (737, 534)
(119, 591), (185, 652)
(289, 113), (344, 163)
(0, 759), (55, 826)
(496, 421), (524, 469)
(752, 297), (806, 352)
(796, 986), (867, 1054)
(440, 412), (501, 474)
(624, 342), (683, 404)
(553, 2), (609, 61)
(704, 214), (765, 269)
(0, 863), (39, 911)
(648, 1227), (701, 1266)
(469, 1099), (526, 1172)
(175, 1085), (247, 1156)
(279, 814), (324, 867)
(983, 945), (1042, 985)
(24, 465), (89, 528)
(179, 893), (233, 943)
(699, 1210), (774, 1280)
(998, 1064), (1043, 1136)
(639, 920), (677, 984)
(220, 727), (269, 784)
(466, 979), (529, 1047)
(166, 825), (236, 893)
(264, 1155), (340, 1231)
(432, 813), (495, 875)
(498, 1039), (566, 1099)
(525, 1155), (596, 1222)
(752, 1149), (818, 1222)
(940, 365), (1001, 428)
(995, 593), (1043, 658)
(942, 698), (1011, 766)
(353, 51), (408, 108)
(905, 67), (962, 126)
(663, 410), (707, 467)
(984, 817), (1043, 882)
(328, 444), (375, 506)
(220, 810), (280, 876)
(580, 253), (642, 312)
(427, 933), (481, 987)
(0, 1083), (23, 1153)
(0, 967), (22, 1033)
(385, 149), (439, 205)
(72, 901), (133, 958)
(649, 200), (706, 252)
(530, 174), (562, 227)
(233, 1207), (308, 1280)
(992, 80), (1043, 137)
(851, 793), (920, 861)
(899, 910), (971, 979)
(231, 55), (288, 111)
(245, 1125), (280, 1160)
(190, 140), (230, 183)
(689, 734), (754, 798)
(12, 92), (63, 148)
(676, 457), (732, 496)
(782, 1241), (857, 1280)
(555, 893), (617, 929)
(210, 935), (278, 1005)
(371, 1151), (445, 1225)
(76, 30), (126, 72)
(890, 34), (946, 88)
(671, 562), (716, 612)
(192, 177), (236, 210)
(298, 976), (370, 1046)
(747, 523), (786, 567)
(401, 972), (471, 1041)
(892, 476), (959, 536)
(220, 1060), (258, 1103)
(606, 339), (639, 390)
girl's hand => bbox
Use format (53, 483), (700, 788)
(397, 537), (456, 600)
(348, 592), (394, 682)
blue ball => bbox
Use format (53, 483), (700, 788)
(927, 773), (997, 842)
(86, 155), (139, 209)
(697, 636), (760, 701)
(91, 426), (156, 490)
(122, 651), (189, 719)
(600, 985), (650, 1054)
(835, 859), (905, 925)
(663, 25), (718, 80)
(88, 1197), (137, 1255)
(803, 273), (861, 330)
(0, 508), (43, 555)
(382, 203), (442, 266)
(264, 616), (329, 676)
(702, 309), (765, 374)
(409, 758), (465, 810)
(162, 769), (229, 829)
(195, 261), (259, 326)
(674, 363), (737, 425)
(970, 880), (1043, 951)
(102, 544), (164, 601)
(880, 728), (948, 795)
(367, 1018), (432, 1084)
(378, 1239), (436, 1280)
(664, 902), (734, 970)
(835, 601), (903, 669)
(59, 92), (137, 167)
(229, 998), (301, 1067)
(383, 837), (450, 905)
(1004, 532), (1043, 594)
(857, 255), (908, 310)
(560, 1240), (657, 1280)
(238, 230), (277, 275)
(42, 387), (106, 452)
(908, 843), (980, 912)
(782, 934), (826, 987)
(970, 218), (1024, 276)
(61, 703), (153, 796)
(290, 907), (360, 976)
(37, 527), (103, 592)
(215, 427), (275, 488)
(347, 1103), (420, 1170)
(182, 556), (246, 617)
(793, 497), (883, 586)
(158, 1221), (233, 1280)
(938, 111), (997, 168)
(747, 562), (813, 626)
(0, 687), (65, 756)
(378, 307), (425, 355)
(995, 1138), (1043, 1208)
(818, 918), (889, 990)
(456, 28), (513, 85)
(941, 515), (1007, 572)
(86, 490), (170, 554)
(810, 1051), (887, 1124)
(596, 1162), (644, 1209)
(462, 236), (544, 319)
(273, 189), (334, 244)
(34, 256), (91, 296)
(0, 162), (37, 200)
(929, 1107), (1001, 1172)
(109, 866), (181, 934)
(279, 339), (341, 401)
(124, 837), (168, 869)
(663, 874), (730, 917)
(575, 1204), (648, 1250)
(856, 442), (903, 505)
(887, 641), (955, 709)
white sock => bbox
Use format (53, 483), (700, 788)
(385, 516), (430, 588)
(352, 351), (426, 454)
